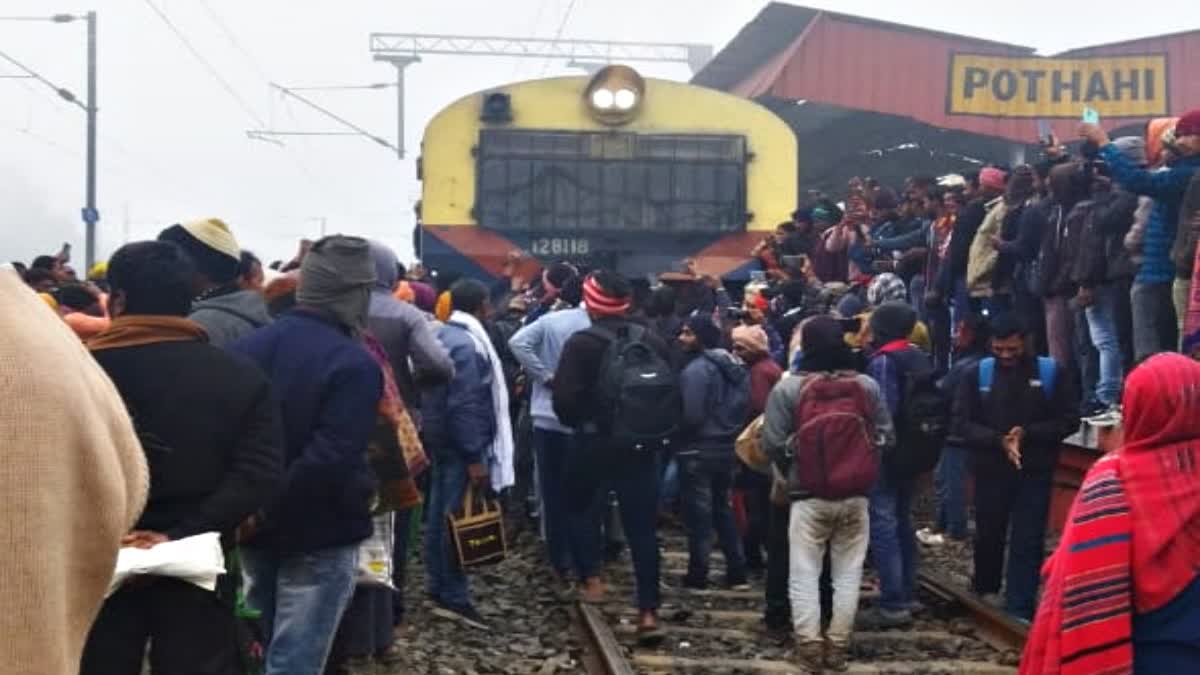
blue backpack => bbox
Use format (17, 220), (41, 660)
(978, 356), (1057, 399)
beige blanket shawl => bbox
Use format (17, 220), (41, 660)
(0, 269), (147, 673)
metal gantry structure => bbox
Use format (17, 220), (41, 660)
(245, 34), (713, 160)
(369, 33), (713, 158)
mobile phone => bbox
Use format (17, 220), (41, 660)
(1082, 106), (1100, 125)
(1036, 120), (1052, 145)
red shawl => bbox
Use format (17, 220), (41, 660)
(1021, 353), (1200, 675)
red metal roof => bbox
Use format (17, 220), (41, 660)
(696, 4), (1200, 144)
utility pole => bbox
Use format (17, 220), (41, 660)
(83, 10), (98, 270)
(373, 55), (419, 159)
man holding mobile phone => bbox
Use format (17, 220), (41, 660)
(1081, 108), (1200, 359)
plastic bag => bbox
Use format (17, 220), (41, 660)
(109, 532), (225, 596)
(356, 513), (395, 589)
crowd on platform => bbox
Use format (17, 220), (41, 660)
(3, 110), (1200, 675)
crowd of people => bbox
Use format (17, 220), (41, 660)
(3, 110), (1200, 675)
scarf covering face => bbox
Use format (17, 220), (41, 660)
(582, 276), (630, 317)
(87, 315), (208, 351)
(448, 310), (515, 492)
(1021, 353), (1200, 675)
(296, 236), (376, 332)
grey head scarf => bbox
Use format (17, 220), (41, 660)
(296, 235), (376, 333)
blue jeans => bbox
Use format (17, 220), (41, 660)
(536, 428), (602, 580)
(1085, 284), (1124, 406)
(910, 274), (927, 324)
(424, 455), (471, 607)
(934, 446), (968, 540)
(241, 544), (359, 675)
(678, 454), (746, 584)
(609, 450), (661, 610)
(869, 470), (918, 612)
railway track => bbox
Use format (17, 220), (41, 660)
(574, 534), (1027, 674)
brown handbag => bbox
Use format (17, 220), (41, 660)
(448, 486), (507, 568)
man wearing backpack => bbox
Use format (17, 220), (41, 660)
(763, 315), (894, 672)
(677, 314), (751, 590)
(862, 301), (940, 629)
(952, 314), (1078, 621)
(553, 270), (676, 645)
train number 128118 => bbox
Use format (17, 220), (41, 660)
(529, 237), (590, 256)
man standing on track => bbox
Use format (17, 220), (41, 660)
(553, 270), (674, 645)
(676, 314), (751, 591)
(232, 236), (383, 675)
(953, 314), (1078, 621)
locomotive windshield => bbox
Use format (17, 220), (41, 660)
(475, 129), (747, 234)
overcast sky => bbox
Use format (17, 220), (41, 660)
(0, 0), (1191, 266)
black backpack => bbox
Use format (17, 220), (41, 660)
(884, 351), (950, 477)
(589, 324), (682, 452)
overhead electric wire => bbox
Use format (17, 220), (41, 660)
(141, 0), (357, 214)
(196, 0), (272, 84)
(141, 0), (267, 126)
(0, 48), (86, 110)
(540, 0), (581, 75)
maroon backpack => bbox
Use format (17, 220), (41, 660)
(791, 372), (879, 499)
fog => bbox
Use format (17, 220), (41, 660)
(1, 0), (1189, 266)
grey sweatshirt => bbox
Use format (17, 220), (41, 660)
(190, 290), (272, 347)
(762, 372), (894, 499)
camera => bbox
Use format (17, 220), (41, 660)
(725, 306), (749, 321)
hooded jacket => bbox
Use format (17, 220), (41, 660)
(190, 289), (272, 347)
(509, 306), (591, 433)
(420, 321), (497, 465)
(677, 348), (750, 460)
(1099, 143), (1200, 284)
(367, 243), (453, 409)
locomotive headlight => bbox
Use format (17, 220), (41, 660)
(583, 65), (645, 125)
(591, 88), (616, 110)
(614, 88), (638, 110)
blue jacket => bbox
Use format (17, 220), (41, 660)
(508, 307), (590, 433)
(1101, 143), (1200, 283)
(421, 321), (497, 465)
(678, 349), (750, 459)
(230, 309), (383, 553)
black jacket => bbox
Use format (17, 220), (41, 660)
(1072, 189), (1137, 287)
(92, 338), (283, 544)
(551, 316), (671, 431)
(951, 355), (1078, 475)
(937, 197), (989, 295)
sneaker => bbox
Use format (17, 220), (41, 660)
(794, 640), (825, 673)
(680, 574), (708, 590)
(431, 601), (489, 630)
(824, 639), (849, 672)
(725, 573), (752, 591)
(977, 592), (1005, 610)
(856, 607), (913, 629)
(1084, 405), (1123, 428)
(916, 529), (945, 546)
